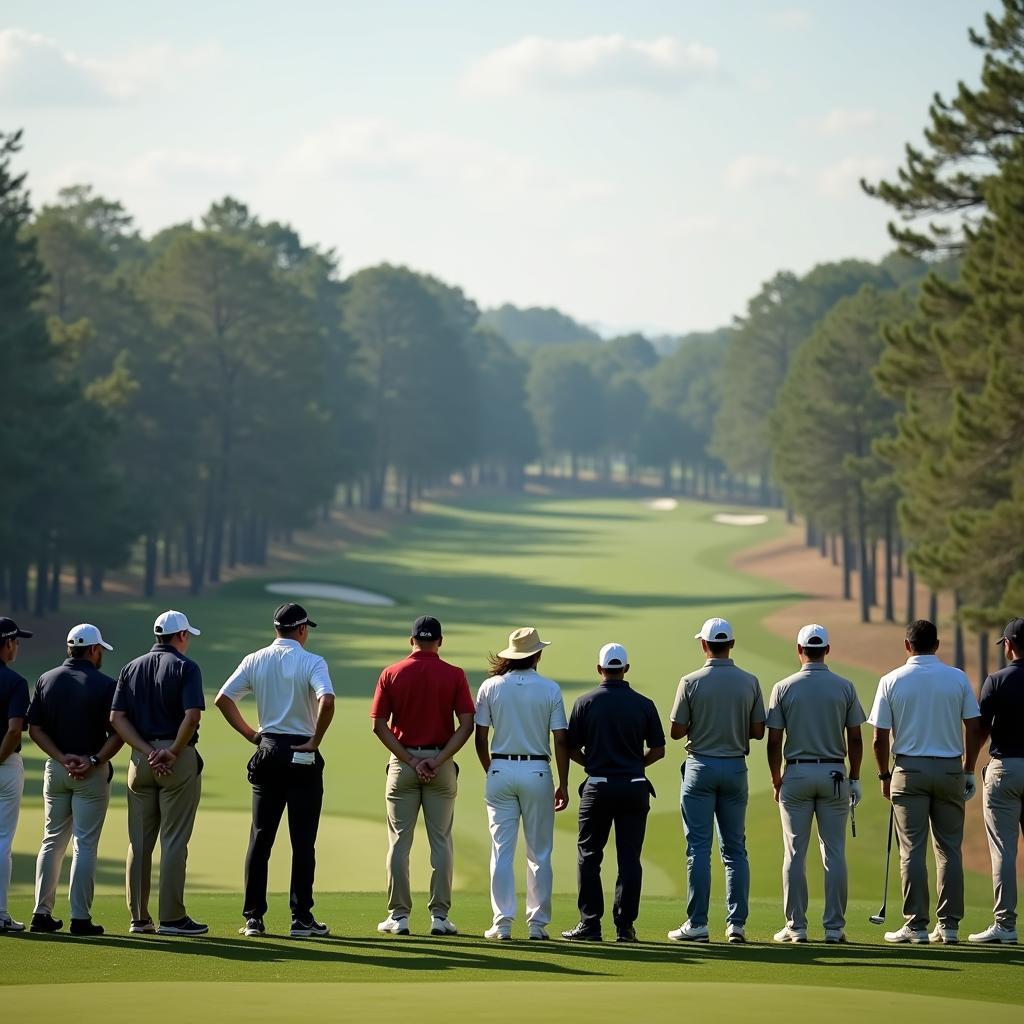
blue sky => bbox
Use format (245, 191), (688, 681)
(1, 1), (992, 333)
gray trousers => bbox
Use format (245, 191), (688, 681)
(385, 751), (457, 918)
(982, 757), (1024, 930)
(891, 755), (965, 930)
(34, 759), (111, 920)
(0, 754), (24, 922)
(778, 763), (849, 931)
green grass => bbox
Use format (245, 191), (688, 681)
(4, 493), (1020, 1010)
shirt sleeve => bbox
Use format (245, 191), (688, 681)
(369, 672), (391, 720)
(310, 656), (334, 699)
(670, 679), (690, 726)
(750, 678), (766, 724)
(453, 671), (475, 716)
(646, 701), (666, 749)
(181, 660), (206, 711)
(978, 675), (996, 729)
(218, 656), (253, 703)
(474, 681), (491, 727)
(765, 684), (785, 730)
(111, 667), (130, 714)
(960, 673), (981, 720)
(18, 678), (37, 725)
(846, 686), (867, 728)
(566, 699), (584, 750)
(867, 679), (892, 729)
(549, 688), (569, 732)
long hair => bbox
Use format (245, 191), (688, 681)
(487, 651), (541, 676)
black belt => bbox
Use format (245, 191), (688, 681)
(492, 753), (549, 761)
(407, 744), (446, 751)
(786, 758), (844, 765)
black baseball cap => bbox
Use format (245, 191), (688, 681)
(411, 615), (442, 641)
(273, 603), (317, 629)
(0, 617), (33, 641)
(996, 618), (1024, 646)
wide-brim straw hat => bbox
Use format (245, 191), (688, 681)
(497, 626), (551, 660)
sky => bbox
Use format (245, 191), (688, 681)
(0, 0), (993, 334)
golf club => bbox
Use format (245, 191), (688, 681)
(869, 804), (896, 924)
(850, 800), (856, 838)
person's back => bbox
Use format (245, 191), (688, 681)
(675, 661), (762, 757)
(32, 659), (117, 757)
(116, 646), (203, 746)
(572, 681), (661, 780)
(478, 667), (564, 756)
(770, 665), (861, 763)
(979, 656), (1024, 760)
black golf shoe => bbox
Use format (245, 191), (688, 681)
(561, 922), (602, 942)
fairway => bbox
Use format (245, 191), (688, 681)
(3, 494), (1021, 1012)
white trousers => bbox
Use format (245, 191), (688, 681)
(485, 759), (554, 928)
(0, 754), (25, 922)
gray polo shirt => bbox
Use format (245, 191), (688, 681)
(670, 658), (765, 757)
(766, 662), (866, 761)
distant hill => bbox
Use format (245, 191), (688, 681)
(481, 304), (602, 349)
(649, 326), (734, 356)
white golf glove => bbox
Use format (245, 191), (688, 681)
(964, 772), (977, 801)
(848, 779), (863, 807)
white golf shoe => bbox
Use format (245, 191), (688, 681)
(773, 925), (807, 943)
(377, 914), (410, 935)
(726, 924), (746, 944)
(968, 924), (1017, 944)
(484, 924), (512, 941)
(928, 925), (958, 944)
(0, 917), (25, 934)
(824, 929), (848, 944)
(528, 925), (550, 940)
(884, 925), (929, 944)
(430, 916), (458, 936)
(667, 920), (709, 942)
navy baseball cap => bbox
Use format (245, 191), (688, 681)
(996, 618), (1024, 645)
(274, 603), (317, 629)
(0, 617), (32, 641)
(411, 615), (442, 641)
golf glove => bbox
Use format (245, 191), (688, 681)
(964, 772), (977, 801)
(848, 779), (863, 807)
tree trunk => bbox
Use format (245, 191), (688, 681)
(227, 517), (239, 570)
(48, 558), (60, 612)
(143, 532), (157, 598)
(928, 590), (938, 623)
(162, 533), (173, 578)
(883, 508), (895, 623)
(830, 533), (838, 567)
(953, 591), (965, 670)
(894, 534), (904, 578)
(906, 567), (916, 623)
(76, 560), (86, 596)
(869, 540), (879, 608)
(841, 525), (852, 601)
(856, 494), (870, 623)
(33, 556), (47, 617)
(805, 519), (816, 548)
(186, 520), (203, 595)
(89, 566), (104, 594)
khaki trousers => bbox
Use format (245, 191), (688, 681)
(385, 750), (457, 918)
(126, 743), (201, 924)
(982, 757), (1024, 930)
(778, 763), (850, 932)
(891, 755), (965, 930)
(34, 759), (111, 920)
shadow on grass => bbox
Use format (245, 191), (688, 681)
(11, 851), (125, 890)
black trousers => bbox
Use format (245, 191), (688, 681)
(243, 735), (324, 920)
(577, 778), (652, 929)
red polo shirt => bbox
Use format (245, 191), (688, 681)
(370, 649), (475, 746)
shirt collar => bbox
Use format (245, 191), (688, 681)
(273, 638), (302, 649)
(600, 679), (629, 689)
(149, 643), (180, 654)
(907, 654), (940, 664)
(409, 649), (438, 660)
(705, 658), (734, 667)
(63, 658), (93, 669)
(802, 662), (829, 672)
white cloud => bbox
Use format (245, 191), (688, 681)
(462, 34), (720, 96)
(815, 108), (880, 136)
(0, 28), (220, 106)
(725, 155), (799, 189)
(818, 157), (890, 199)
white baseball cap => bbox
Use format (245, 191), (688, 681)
(598, 642), (629, 669)
(153, 610), (201, 637)
(67, 623), (113, 651)
(797, 623), (829, 648)
(695, 617), (734, 643)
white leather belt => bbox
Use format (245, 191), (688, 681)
(588, 776), (646, 784)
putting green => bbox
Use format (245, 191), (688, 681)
(0, 981), (1007, 1020)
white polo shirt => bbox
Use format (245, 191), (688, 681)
(868, 654), (980, 757)
(475, 669), (568, 756)
(218, 638), (334, 737)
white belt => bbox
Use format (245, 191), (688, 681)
(588, 776), (645, 784)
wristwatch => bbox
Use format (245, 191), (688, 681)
(877, 771), (892, 781)
(88, 756), (100, 768)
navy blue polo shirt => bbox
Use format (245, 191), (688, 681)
(28, 659), (117, 756)
(567, 679), (666, 778)
(979, 659), (1024, 759)
(112, 644), (205, 744)
(0, 661), (30, 753)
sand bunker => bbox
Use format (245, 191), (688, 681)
(712, 513), (769, 526)
(265, 581), (396, 607)
(646, 498), (679, 511)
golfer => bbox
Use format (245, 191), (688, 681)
(563, 642), (665, 943)
(668, 617), (765, 944)
(868, 619), (983, 944)
(766, 624), (865, 944)
(216, 602), (336, 939)
(0, 617), (31, 935)
(371, 616), (474, 937)
(969, 617), (1024, 944)
(475, 627), (569, 941)
(111, 610), (207, 936)
(27, 624), (122, 936)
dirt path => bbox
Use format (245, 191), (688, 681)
(735, 520), (1014, 882)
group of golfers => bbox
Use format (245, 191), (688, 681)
(0, 607), (1021, 949)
